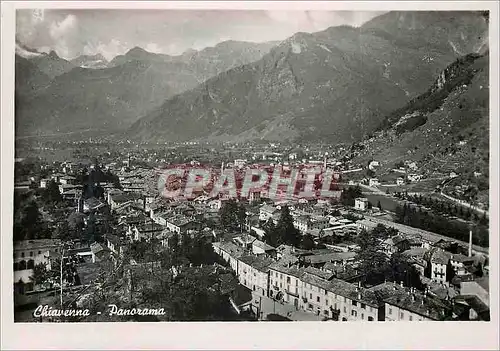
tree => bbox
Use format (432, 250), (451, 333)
(263, 220), (278, 247)
(42, 180), (63, 205)
(276, 206), (301, 247)
(30, 262), (50, 287)
(300, 234), (315, 250)
(356, 229), (388, 285)
(219, 200), (245, 230)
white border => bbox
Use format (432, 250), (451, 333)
(1, 1), (499, 350)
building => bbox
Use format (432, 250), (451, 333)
(13, 239), (61, 293)
(164, 215), (201, 235)
(383, 286), (453, 321)
(354, 198), (369, 211)
(460, 277), (489, 307)
(369, 178), (380, 187)
(430, 250), (451, 285)
(396, 177), (405, 186)
(237, 255), (273, 297)
(249, 190), (261, 204)
(449, 254), (476, 276)
(293, 214), (329, 233)
(259, 204), (279, 222)
(213, 241), (245, 272)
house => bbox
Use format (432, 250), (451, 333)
(354, 198), (369, 211)
(383, 285), (453, 321)
(251, 239), (276, 256)
(430, 249), (451, 285)
(369, 178), (380, 187)
(212, 241), (245, 272)
(83, 197), (106, 213)
(13, 239), (61, 293)
(396, 177), (405, 186)
(449, 171), (458, 178)
(382, 236), (411, 255)
(60, 175), (77, 185)
(165, 215), (202, 234)
(407, 174), (422, 183)
(449, 254), (476, 276)
(249, 190), (261, 203)
(259, 204), (279, 221)
(130, 223), (165, 241)
(237, 255), (273, 297)
(106, 234), (126, 256)
(39, 178), (50, 188)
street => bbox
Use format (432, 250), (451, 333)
(250, 292), (323, 321)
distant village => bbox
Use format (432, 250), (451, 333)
(12, 140), (490, 322)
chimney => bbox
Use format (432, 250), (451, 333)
(468, 230), (473, 257)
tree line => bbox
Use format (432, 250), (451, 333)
(395, 203), (489, 247)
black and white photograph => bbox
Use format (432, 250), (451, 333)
(1, 1), (499, 350)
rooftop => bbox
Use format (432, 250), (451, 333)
(238, 255), (274, 273)
(14, 239), (61, 251)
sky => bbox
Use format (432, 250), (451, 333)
(16, 9), (386, 61)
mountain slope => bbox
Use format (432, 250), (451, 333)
(351, 52), (489, 196)
(15, 41), (277, 136)
(129, 11), (487, 143)
(70, 54), (108, 69)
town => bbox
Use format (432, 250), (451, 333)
(13, 139), (490, 322)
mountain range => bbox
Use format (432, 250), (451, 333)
(128, 11), (488, 143)
(15, 40), (277, 136)
(15, 11), (488, 143)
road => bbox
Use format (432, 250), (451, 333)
(250, 292), (323, 321)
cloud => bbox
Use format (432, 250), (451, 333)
(16, 10), (387, 60)
(49, 14), (77, 40)
(145, 42), (163, 54)
(84, 39), (130, 61)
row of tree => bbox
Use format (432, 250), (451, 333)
(395, 193), (488, 225)
(394, 203), (489, 247)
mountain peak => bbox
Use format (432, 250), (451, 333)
(48, 50), (60, 59)
(126, 46), (149, 56)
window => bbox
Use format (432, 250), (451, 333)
(310, 293), (312, 299)
(38, 250), (41, 255)
(275, 272), (278, 277)
(295, 279), (298, 286)
(280, 274), (283, 279)
(343, 306), (347, 313)
(361, 313), (364, 320)
(352, 301), (357, 306)
(324, 289), (327, 295)
(368, 316), (374, 321)
(30, 251), (33, 257)
(334, 303), (337, 310)
(21, 252), (25, 258)
(409, 315), (413, 321)
(287, 277), (291, 284)
(389, 308), (392, 315)
(400, 312), (404, 319)
(280, 283), (282, 288)
(325, 299), (329, 306)
(295, 287), (298, 294)
(361, 303), (366, 309)
(316, 296), (320, 303)
(308, 304), (313, 310)
(351, 310), (357, 317)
